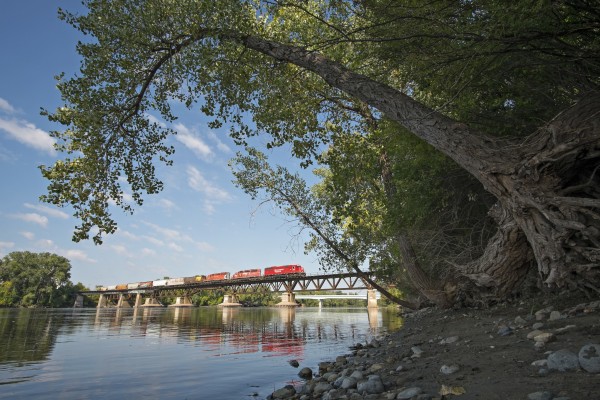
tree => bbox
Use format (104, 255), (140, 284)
(41, 1), (599, 303)
(0, 252), (75, 307)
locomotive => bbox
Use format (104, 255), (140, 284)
(96, 264), (305, 291)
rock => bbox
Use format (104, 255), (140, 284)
(288, 359), (299, 368)
(527, 391), (553, 400)
(350, 370), (364, 380)
(527, 330), (545, 339)
(554, 325), (577, 334)
(515, 316), (528, 326)
(396, 387), (422, 399)
(497, 326), (513, 336)
(440, 364), (460, 374)
(368, 363), (384, 373)
(319, 362), (334, 373)
(341, 376), (358, 390)
(547, 349), (580, 372)
(439, 335), (459, 344)
(578, 343), (600, 373)
(532, 322), (544, 330)
(272, 385), (296, 399)
(298, 367), (313, 379)
(548, 311), (564, 321)
(357, 375), (385, 394)
(335, 355), (348, 366)
(534, 332), (556, 343)
(531, 359), (548, 367)
(313, 382), (334, 396)
(411, 346), (424, 357)
(322, 388), (345, 400)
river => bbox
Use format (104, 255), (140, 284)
(0, 306), (403, 399)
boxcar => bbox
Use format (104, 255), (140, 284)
(232, 269), (262, 279)
(182, 275), (206, 284)
(165, 277), (185, 286)
(115, 283), (128, 290)
(106, 285), (117, 290)
(127, 282), (140, 290)
(138, 281), (153, 288)
(264, 265), (305, 276)
(152, 279), (168, 287)
(206, 272), (231, 281)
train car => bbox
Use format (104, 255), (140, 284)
(106, 285), (117, 290)
(166, 277), (186, 286)
(115, 283), (128, 290)
(138, 281), (153, 288)
(232, 269), (262, 279)
(183, 275), (206, 284)
(205, 272), (231, 281)
(95, 285), (107, 291)
(152, 279), (168, 287)
(264, 264), (305, 276)
(127, 282), (140, 290)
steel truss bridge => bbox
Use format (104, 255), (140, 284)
(76, 272), (380, 308)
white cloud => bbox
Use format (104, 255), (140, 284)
(141, 248), (157, 256)
(196, 241), (214, 252)
(0, 117), (55, 155)
(207, 130), (232, 153)
(0, 98), (16, 114)
(14, 212), (49, 227)
(174, 123), (213, 160)
(111, 244), (130, 256)
(186, 165), (231, 201)
(117, 230), (139, 241)
(20, 231), (35, 240)
(63, 249), (97, 263)
(146, 113), (166, 128)
(35, 239), (55, 248)
(24, 203), (69, 219)
(157, 198), (176, 210)
(167, 242), (183, 252)
(143, 235), (165, 247)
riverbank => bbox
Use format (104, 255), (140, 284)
(271, 294), (599, 399)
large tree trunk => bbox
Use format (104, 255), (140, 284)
(237, 35), (600, 295)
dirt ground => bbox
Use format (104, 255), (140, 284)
(379, 294), (600, 399)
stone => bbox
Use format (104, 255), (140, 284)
(335, 355), (348, 366)
(439, 336), (459, 344)
(497, 326), (513, 336)
(534, 332), (556, 343)
(440, 364), (460, 374)
(357, 375), (385, 394)
(341, 377), (358, 390)
(527, 391), (553, 400)
(350, 370), (364, 380)
(514, 316), (528, 326)
(368, 363), (384, 373)
(322, 388), (345, 400)
(272, 385), (296, 399)
(314, 382), (334, 396)
(411, 346), (424, 357)
(298, 367), (313, 379)
(527, 330), (544, 339)
(289, 359), (299, 368)
(396, 387), (422, 399)
(578, 343), (600, 373)
(531, 359), (548, 367)
(548, 311), (564, 321)
(532, 322), (544, 330)
(547, 349), (580, 372)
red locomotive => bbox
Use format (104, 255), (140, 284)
(232, 269), (262, 279)
(264, 264), (305, 276)
(205, 272), (231, 281)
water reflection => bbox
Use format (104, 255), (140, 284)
(0, 307), (402, 398)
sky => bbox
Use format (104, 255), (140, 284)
(0, 1), (323, 289)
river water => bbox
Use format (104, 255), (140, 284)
(0, 306), (403, 399)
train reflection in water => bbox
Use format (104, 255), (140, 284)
(92, 306), (391, 359)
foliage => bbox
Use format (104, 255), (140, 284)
(0, 252), (83, 308)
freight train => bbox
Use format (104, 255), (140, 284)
(95, 264), (305, 291)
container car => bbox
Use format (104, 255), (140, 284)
(166, 277), (185, 286)
(152, 279), (168, 287)
(206, 272), (231, 281)
(232, 269), (262, 279)
(183, 275), (206, 284)
(264, 265), (305, 276)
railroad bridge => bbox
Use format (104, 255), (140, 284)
(75, 272), (380, 308)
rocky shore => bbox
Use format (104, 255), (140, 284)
(268, 295), (599, 400)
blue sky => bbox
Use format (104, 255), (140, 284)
(0, 1), (322, 288)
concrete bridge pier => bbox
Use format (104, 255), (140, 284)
(73, 294), (84, 308)
(134, 293), (143, 308)
(367, 289), (378, 308)
(97, 294), (109, 308)
(277, 292), (299, 307)
(116, 294), (132, 308)
(169, 296), (194, 307)
(220, 293), (241, 307)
